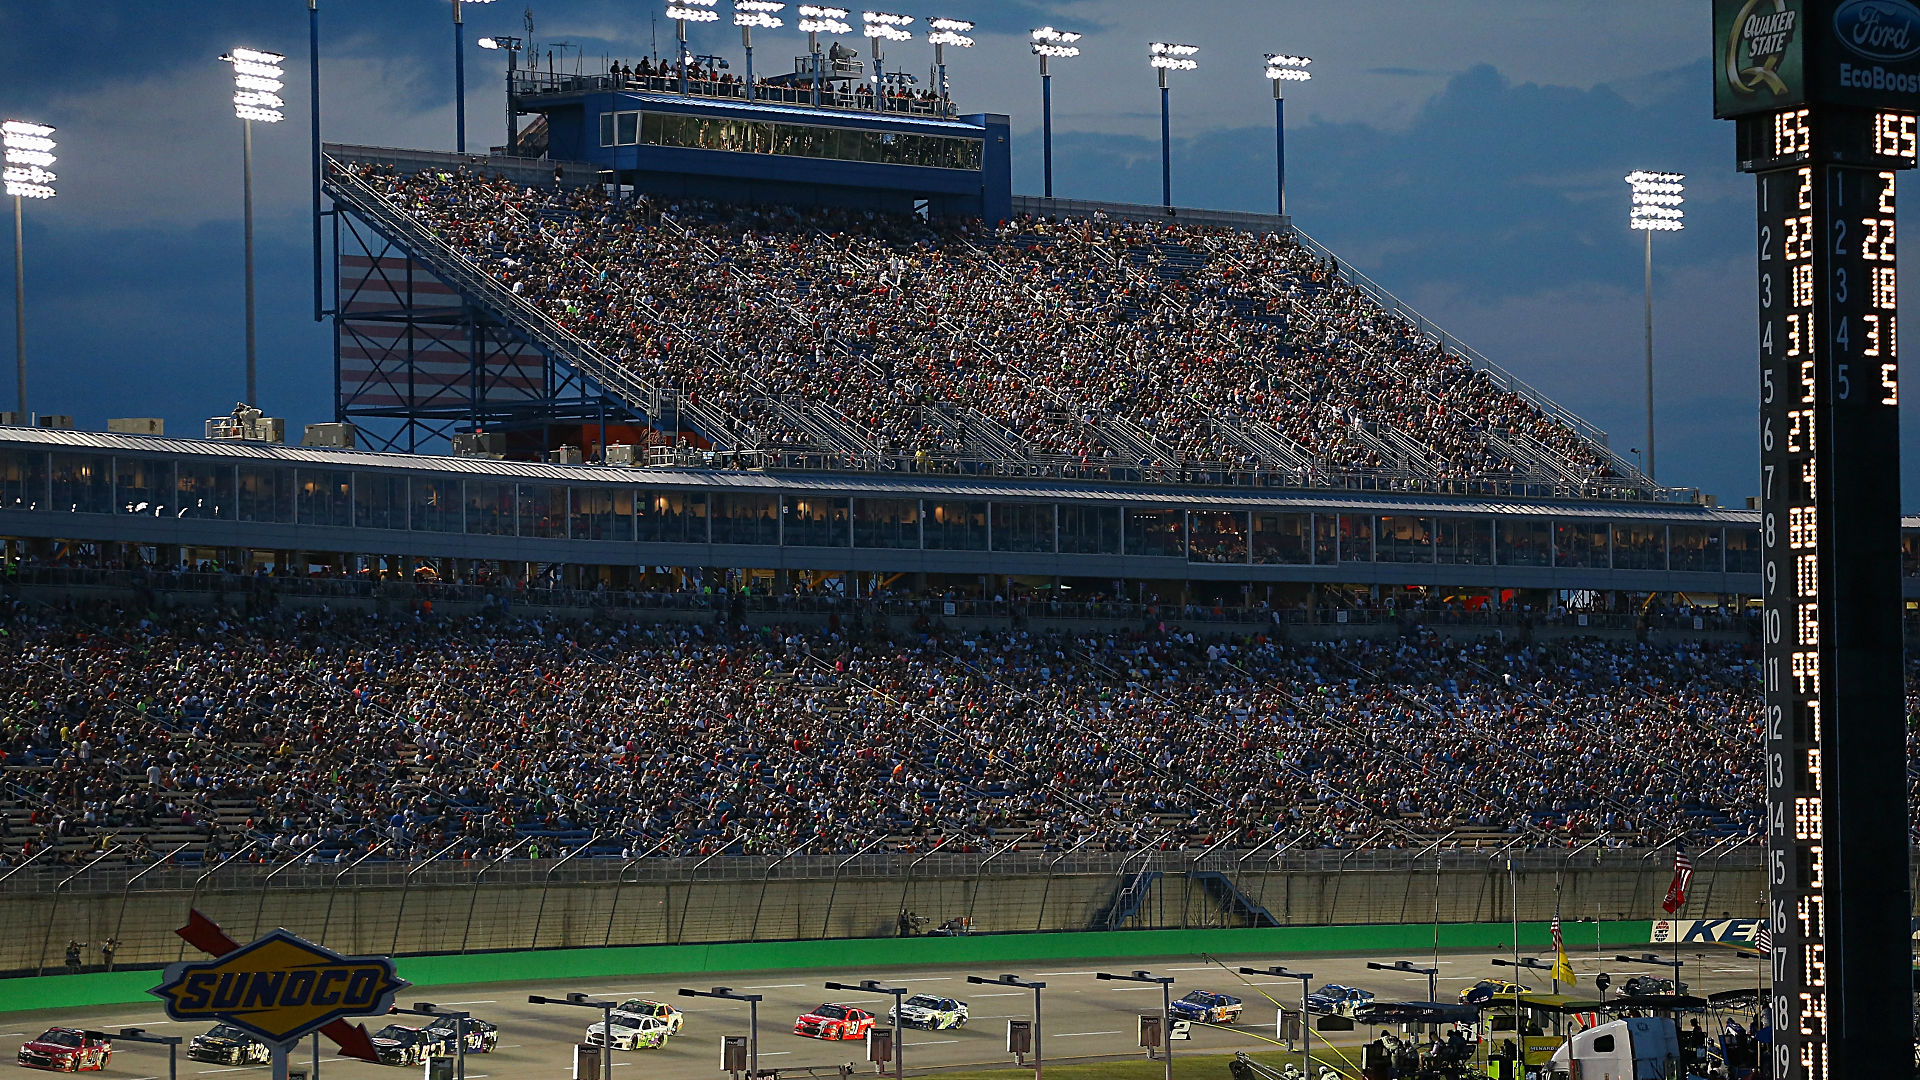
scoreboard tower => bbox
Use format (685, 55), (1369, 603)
(1715, 1), (1917, 1075)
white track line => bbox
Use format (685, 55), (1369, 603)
(745, 984), (806, 989)
(971, 993), (1024, 997)
(1054, 1030), (1123, 1037)
(1030, 971), (1095, 977)
(912, 1040), (959, 1046)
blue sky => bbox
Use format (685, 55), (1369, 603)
(0, 1), (1905, 506)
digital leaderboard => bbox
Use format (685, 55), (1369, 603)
(1716, 1), (1917, 1076)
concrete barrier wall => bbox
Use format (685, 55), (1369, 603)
(3, 864), (1756, 977)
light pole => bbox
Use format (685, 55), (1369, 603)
(116, 1028), (181, 1080)
(528, 993), (618, 1076)
(1626, 170), (1684, 481)
(1148, 42), (1198, 208)
(678, 987), (762, 1080)
(823, 979), (905, 1080)
(1030, 27), (1079, 199)
(1096, 970), (1174, 1080)
(967, 974), (1045, 1080)
(1241, 966), (1310, 1077)
(450, 0), (499, 154)
(390, 1003), (468, 1080)
(926, 18), (972, 115)
(1368, 960), (1439, 1005)
(797, 6), (852, 108)
(734, 3), (784, 102)
(2, 119), (55, 418)
(1264, 54), (1310, 217)
(308, 0), (322, 324)
(221, 48), (286, 408)
(667, 0), (721, 96)
(476, 36), (523, 150)
(862, 13), (913, 113)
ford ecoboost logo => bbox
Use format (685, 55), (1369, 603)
(1835, 0), (1920, 62)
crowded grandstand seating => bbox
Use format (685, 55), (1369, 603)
(331, 161), (1639, 493)
(0, 589), (1815, 868)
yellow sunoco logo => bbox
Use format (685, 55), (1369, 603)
(152, 931), (406, 1045)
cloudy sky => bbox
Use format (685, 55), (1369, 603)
(0, 1), (1905, 505)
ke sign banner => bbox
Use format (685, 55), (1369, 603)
(1650, 918), (1764, 946)
(1717, 0), (1920, 117)
(151, 929), (407, 1047)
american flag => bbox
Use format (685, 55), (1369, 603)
(1756, 923), (1773, 953)
(1550, 911), (1565, 951)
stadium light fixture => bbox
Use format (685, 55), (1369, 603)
(797, 5), (851, 106)
(1240, 967), (1310, 1077)
(1030, 28), (1080, 199)
(4, 118), (58, 415)
(668, 0), (721, 96)
(473, 36), (524, 150)
(1148, 43), (1198, 207)
(219, 49), (285, 408)
(1265, 54), (1312, 217)
(678, 988), (762, 1080)
(447, 1), (498, 153)
(823, 980), (907, 1080)
(734, 2), (784, 102)
(862, 12), (913, 113)
(1626, 169), (1684, 483)
(1096, 971), (1175, 1080)
(966, 975), (1045, 1080)
(926, 17), (972, 111)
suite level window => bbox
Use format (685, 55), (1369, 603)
(600, 110), (641, 147)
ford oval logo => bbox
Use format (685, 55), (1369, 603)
(1835, 0), (1920, 62)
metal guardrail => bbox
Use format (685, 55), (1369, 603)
(0, 846), (1762, 897)
(512, 70), (958, 118)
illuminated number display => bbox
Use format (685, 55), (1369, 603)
(1749, 106), (1911, 1078)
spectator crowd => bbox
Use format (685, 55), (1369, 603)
(336, 162), (1635, 492)
(0, 594), (1810, 868)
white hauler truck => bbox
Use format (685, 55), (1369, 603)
(1545, 1016), (1692, 1080)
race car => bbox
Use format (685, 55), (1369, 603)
(368, 1025), (443, 1067)
(1458, 979), (1528, 1004)
(793, 1004), (876, 1041)
(1167, 990), (1244, 1025)
(1621, 976), (1684, 997)
(187, 1025), (273, 1066)
(17, 1029), (112, 1072)
(889, 995), (969, 1030)
(584, 1013), (671, 1051)
(422, 1017), (499, 1055)
(1305, 984), (1376, 1015)
(613, 999), (685, 1037)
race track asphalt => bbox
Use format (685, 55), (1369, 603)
(3, 947), (1763, 1079)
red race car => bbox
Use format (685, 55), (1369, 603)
(792, 1004), (875, 1041)
(17, 1029), (112, 1072)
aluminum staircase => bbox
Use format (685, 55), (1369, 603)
(324, 160), (759, 451)
(1094, 870), (1161, 930)
(1191, 869), (1281, 928)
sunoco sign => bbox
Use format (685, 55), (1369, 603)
(151, 929), (407, 1047)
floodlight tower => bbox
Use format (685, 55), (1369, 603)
(221, 48), (287, 407)
(926, 18), (972, 114)
(1264, 54), (1311, 217)
(734, 2), (785, 101)
(1030, 27), (1080, 200)
(1626, 170), (1683, 481)
(798, 6), (852, 107)
(667, 0), (721, 95)
(863, 12), (913, 113)
(450, 0), (498, 153)
(476, 36), (524, 149)
(2, 120), (55, 417)
(1148, 42), (1198, 208)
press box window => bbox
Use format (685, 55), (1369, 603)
(600, 111), (641, 147)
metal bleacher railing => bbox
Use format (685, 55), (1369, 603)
(324, 146), (1702, 504)
(512, 69), (959, 118)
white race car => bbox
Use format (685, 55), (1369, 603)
(584, 1013), (671, 1051)
(889, 995), (969, 1031)
(613, 999), (685, 1037)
